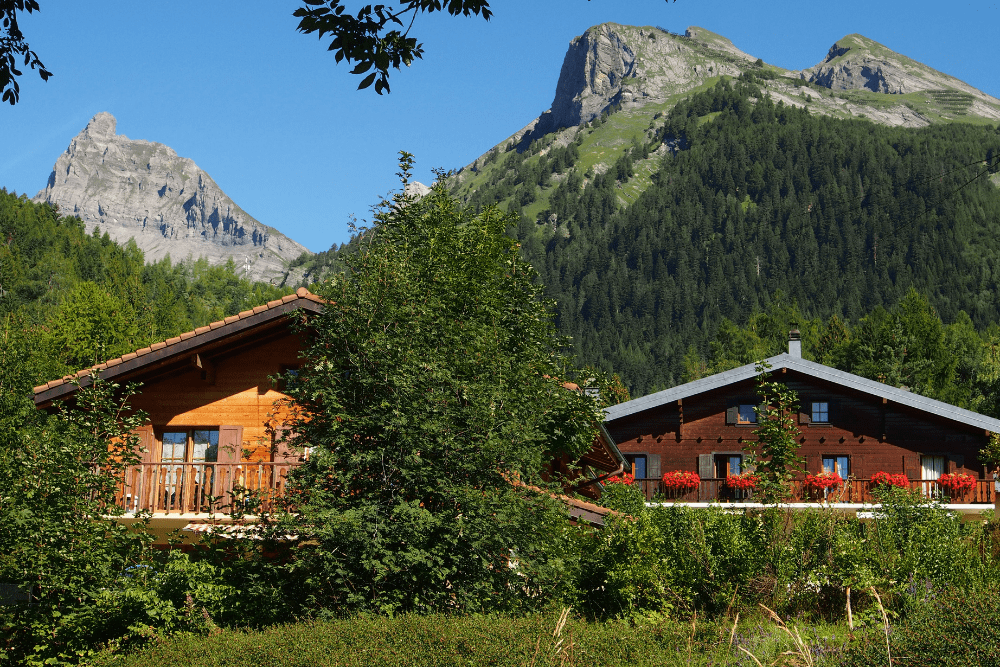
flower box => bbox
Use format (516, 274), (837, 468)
(661, 470), (700, 493)
(870, 471), (909, 489)
(937, 472), (976, 497)
(724, 473), (760, 491)
(804, 471), (843, 490)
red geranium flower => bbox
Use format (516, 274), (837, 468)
(803, 471), (842, 491)
(725, 473), (760, 490)
(662, 470), (701, 491)
(871, 471), (909, 488)
(937, 472), (976, 493)
(604, 472), (635, 486)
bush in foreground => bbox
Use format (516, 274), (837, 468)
(89, 610), (856, 667)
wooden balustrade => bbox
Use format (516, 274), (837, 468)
(112, 462), (301, 514)
(634, 478), (997, 504)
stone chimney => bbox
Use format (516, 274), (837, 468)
(788, 329), (802, 358)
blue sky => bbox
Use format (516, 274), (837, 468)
(2, 0), (997, 254)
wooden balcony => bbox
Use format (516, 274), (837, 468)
(632, 478), (997, 505)
(112, 462), (302, 515)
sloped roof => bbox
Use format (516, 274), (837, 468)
(604, 353), (1000, 434)
(33, 287), (324, 405)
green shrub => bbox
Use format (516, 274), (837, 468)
(90, 611), (849, 667)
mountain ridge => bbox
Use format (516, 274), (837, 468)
(449, 23), (1000, 219)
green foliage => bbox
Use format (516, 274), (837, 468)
(92, 610), (806, 667)
(278, 154), (600, 615)
(599, 481), (646, 515)
(48, 281), (141, 369)
(293, 1), (493, 94)
(0, 0), (51, 105)
(0, 190), (292, 382)
(580, 485), (999, 622)
(494, 78), (1000, 395)
(0, 367), (153, 665)
(841, 585), (1000, 667)
(749, 362), (804, 502)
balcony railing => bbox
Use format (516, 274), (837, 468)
(632, 478), (997, 504)
(111, 462), (302, 515)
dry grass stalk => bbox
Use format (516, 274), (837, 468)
(739, 645), (766, 667)
(758, 604), (815, 667)
(846, 586), (854, 631)
(729, 611), (740, 646)
(869, 586), (892, 666)
(687, 609), (697, 665)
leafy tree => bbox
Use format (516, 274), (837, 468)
(47, 281), (141, 370)
(0, 315), (152, 664)
(0, 0), (50, 104)
(294, 1), (676, 94)
(278, 154), (600, 614)
(747, 361), (803, 502)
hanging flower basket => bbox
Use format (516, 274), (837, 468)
(661, 470), (701, 493)
(937, 472), (976, 498)
(870, 471), (909, 489)
(724, 473), (760, 491)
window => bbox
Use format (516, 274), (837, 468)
(737, 404), (757, 424)
(277, 365), (300, 392)
(811, 402), (829, 423)
(715, 454), (743, 478)
(822, 455), (849, 479)
(922, 455), (945, 498)
(921, 455), (945, 481)
(160, 429), (219, 463)
(624, 454), (647, 479)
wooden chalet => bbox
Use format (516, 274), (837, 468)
(33, 288), (625, 540)
(604, 331), (1000, 513)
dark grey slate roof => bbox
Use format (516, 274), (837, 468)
(604, 353), (1000, 433)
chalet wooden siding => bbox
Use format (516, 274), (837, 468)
(128, 333), (303, 462)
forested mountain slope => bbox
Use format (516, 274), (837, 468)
(465, 76), (1000, 396)
(0, 190), (291, 385)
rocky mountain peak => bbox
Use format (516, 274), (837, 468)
(82, 111), (117, 140)
(800, 33), (1000, 114)
(526, 24), (755, 139)
(35, 113), (310, 282)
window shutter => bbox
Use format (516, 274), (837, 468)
(647, 454), (661, 482)
(218, 425), (244, 464)
(904, 455), (920, 480)
(799, 407), (811, 425)
(272, 427), (302, 463)
(135, 425), (155, 464)
(726, 406), (738, 425)
(947, 454), (964, 473)
(698, 454), (714, 479)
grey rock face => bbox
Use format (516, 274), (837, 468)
(529, 25), (755, 138)
(799, 35), (1000, 119)
(35, 113), (311, 282)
